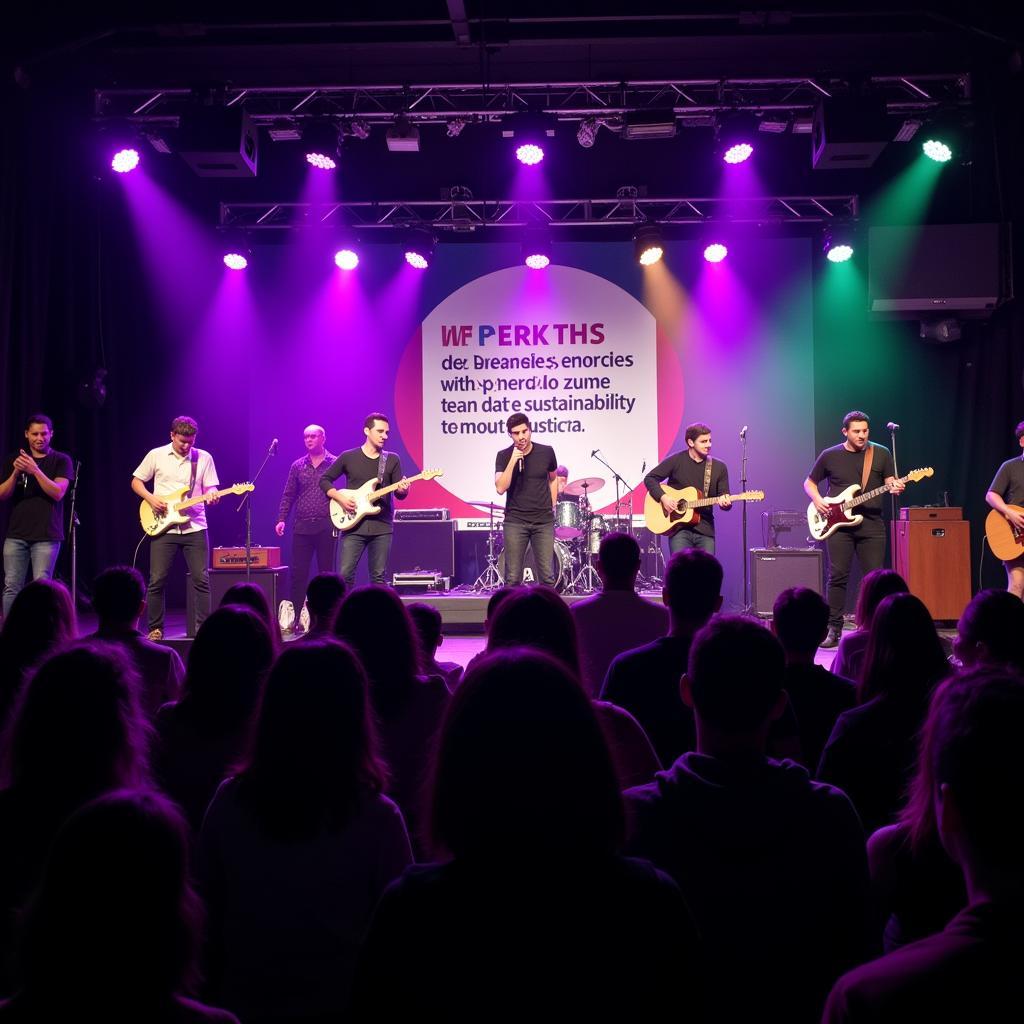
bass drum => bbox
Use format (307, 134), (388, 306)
(497, 540), (571, 591)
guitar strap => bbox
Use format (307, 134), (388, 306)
(860, 444), (874, 492)
(378, 451), (390, 485)
(703, 456), (713, 498)
(187, 448), (199, 497)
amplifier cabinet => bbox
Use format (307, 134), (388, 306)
(389, 520), (456, 579)
(893, 518), (971, 621)
(186, 566), (287, 637)
(750, 548), (824, 617)
(212, 546), (282, 568)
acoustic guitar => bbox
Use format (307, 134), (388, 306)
(644, 485), (765, 536)
(985, 505), (1024, 561)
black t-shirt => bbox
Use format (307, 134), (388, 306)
(3, 449), (74, 542)
(808, 442), (896, 517)
(644, 452), (731, 538)
(319, 447), (404, 535)
(988, 455), (1024, 507)
(496, 442), (557, 525)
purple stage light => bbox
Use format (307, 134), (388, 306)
(524, 253), (550, 270)
(703, 243), (728, 264)
(306, 152), (337, 170)
(405, 251), (430, 270)
(223, 252), (248, 271)
(111, 148), (140, 173)
(515, 143), (545, 166)
(334, 248), (359, 270)
(723, 142), (754, 165)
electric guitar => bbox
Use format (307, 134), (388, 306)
(644, 485), (765, 535)
(806, 467), (934, 541)
(330, 470), (444, 531)
(985, 505), (1024, 561)
(140, 483), (254, 536)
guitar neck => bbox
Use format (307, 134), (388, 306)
(369, 472), (427, 501)
(176, 487), (231, 511)
(687, 491), (761, 509)
(845, 474), (910, 510)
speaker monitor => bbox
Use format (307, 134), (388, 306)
(186, 566), (287, 637)
(750, 548), (823, 617)
(388, 520), (456, 578)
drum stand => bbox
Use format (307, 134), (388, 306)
(569, 482), (601, 593)
(472, 502), (504, 591)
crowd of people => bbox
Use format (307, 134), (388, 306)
(0, 535), (1022, 1022)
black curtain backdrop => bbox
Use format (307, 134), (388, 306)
(2, 81), (1023, 605)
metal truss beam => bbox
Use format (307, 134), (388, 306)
(219, 193), (859, 231)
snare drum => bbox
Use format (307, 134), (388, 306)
(554, 500), (582, 539)
(497, 540), (570, 591)
(586, 514), (607, 554)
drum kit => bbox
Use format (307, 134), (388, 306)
(470, 476), (648, 593)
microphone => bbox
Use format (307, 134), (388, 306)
(740, 425), (748, 440)
(591, 449), (600, 458)
(20, 472), (28, 489)
(641, 460), (646, 474)
(518, 454), (523, 473)
(887, 422), (901, 432)
(269, 438), (279, 455)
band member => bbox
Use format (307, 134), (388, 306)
(275, 424), (338, 632)
(131, 416), (220, 641)
(1, 414), (73, 618)
(644, 422), (732, 555)
(804, 410), (904, 647)
(495, 413), (558, 586)
(555, 465), (570, 499)
(985, 419), (1024, 599)
(320, 413), (409, 586)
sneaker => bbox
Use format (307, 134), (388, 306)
(820, 627), (842, 649)
(147, 628), (164, 642)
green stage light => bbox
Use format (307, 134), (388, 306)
(922, 139), (952, 163)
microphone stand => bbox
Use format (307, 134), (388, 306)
(237, 439), (277, 582)
(889, 424), (900, 567)
(740, 429), (751, 613)
(591, 451), (655, 589)
(67, 460), (82, 607)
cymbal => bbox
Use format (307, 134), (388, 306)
(467, 500), (506, 512)
(562, 476), (605, 497)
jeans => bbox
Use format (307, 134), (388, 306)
(339, 531), (392, 586)
(502, 520), (556, 586)
(668, 527), (716, 556)
(147, 529), (210, 633)
(290, 527), (338, 612)
(825, 516), (887, 629)
(2, 538), (61, 617)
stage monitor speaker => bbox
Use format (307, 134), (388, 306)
(389, 520), (455, 579)
(893, 514), (971, 621)
(750, 548), (823, 617)
(186, 566), (287, 637)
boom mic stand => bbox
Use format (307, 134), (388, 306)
(888, 422), (901, 566)
(740, 426), (752, 614)
(237, 438), (277, 582)
(68, 460), (82, 607)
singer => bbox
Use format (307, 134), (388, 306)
(320, 413), (409, 586)
(275, 424), (338, 632)
(643, 422), (732, 555)
(804, 410), (905, 647)
(494, 413), (559, 585)
(130, 416), (221, 640)
(1, 413), (73, 618)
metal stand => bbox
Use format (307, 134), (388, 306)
(740, 427), (752, 613)
(472, 501), (504, 591)
(237, 438), (276, 582)
(888, 423), (901, 566)
(569, 480), (601, 593)
(67, 459), (82, 606)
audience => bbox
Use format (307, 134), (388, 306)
(0, 579), (76, 735)
(220, 583), (280, 650)
(408, 602), (463, 690)
(772, 586), (856, 771)
(87, 566), (184, 717)
(625, 616), (871, 1024)
(0, 644), (150, 994)
(154, 606), (275, 830)
(298, 572), (346, 641)
(570, 532), (669, 695)
(199, 641), (412, 1024)
(0, 789), (238, 1023)
(952, 588), (1024, 674)
(352, 650), (703, 1020)
(486, 586), (661, 788)
(334, 586), (449, 855)
(830, 569), (908, 682)
(818, 593), (950, 834)
(824, 670), (1024, 1021)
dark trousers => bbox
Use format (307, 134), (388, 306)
(502, 520), (556, 586)
(147, 529), (210, 633)
(825, 516), (887, 629)
(668, 527), (716, 556)
(290, 527), (338, 611)
(339, 530), (391, 586)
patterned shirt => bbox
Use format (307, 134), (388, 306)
(277, 451), (336, 534)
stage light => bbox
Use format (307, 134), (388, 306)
(826, 244), (854, 263)
(922, 138), (952, 163)
(348, 119), (371, 141)
(334, 248), (359, 270)
(404, 230), (436, 269)
(703, 243), (728, 264)
(111, 148), (140, 173)
(576, 118), (599, 148)
(522, 228), (552, 269)
(524, 252), (550, 269)
(446, 118), (467, 138)
(386, 119), (420, 153)
(223, 252), (248, 271)
(305, 151), (336, 170)
(723, 142), (754, 165)
(633, 225), (664, 266)
(515, 143), (544, 165)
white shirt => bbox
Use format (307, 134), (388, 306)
(133, 445), (220, 532)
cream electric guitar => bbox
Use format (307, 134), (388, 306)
(644, 485), (766, 535)
(806, 467), (934, 541)
(330, 470), (444, 531)
(140, 483), (254, 536)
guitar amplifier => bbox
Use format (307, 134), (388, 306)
(750, 548), (824, 617)
(394, 508), (451, 522)
(211, 546), (282, 568)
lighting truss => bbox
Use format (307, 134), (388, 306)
(219, 193), (859, 232)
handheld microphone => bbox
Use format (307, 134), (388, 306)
(740, 425), (748, 440)
(518, 454), (523, 473)
(886, 422), (900, 432)
(20, 472), (28, 489)
(269, 438), (279, 455)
